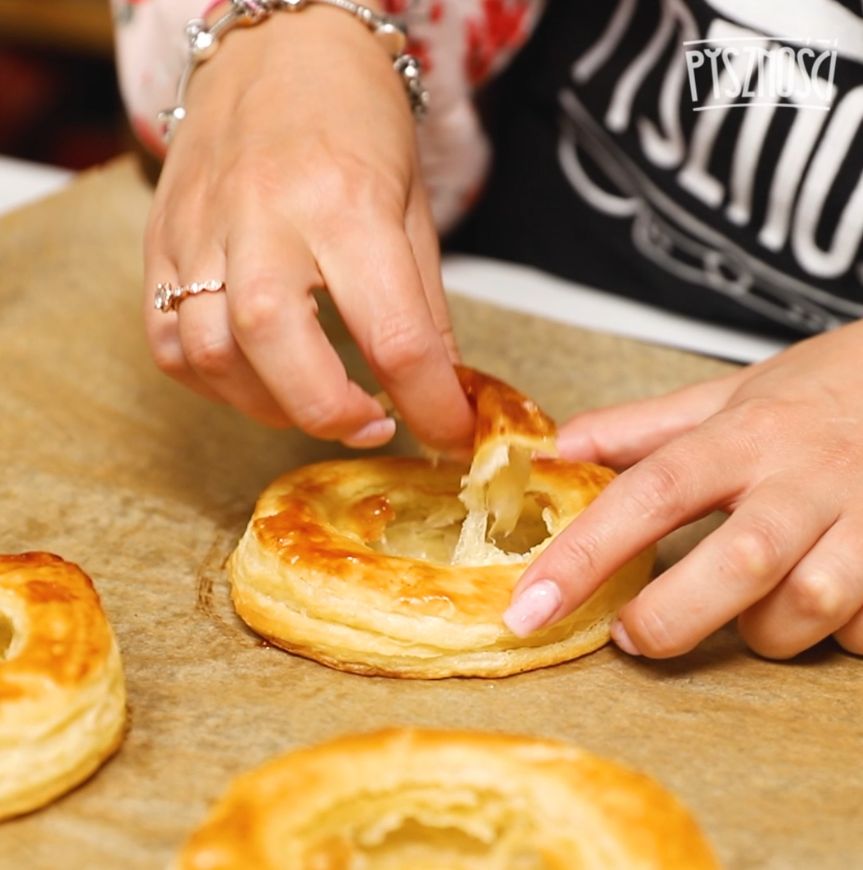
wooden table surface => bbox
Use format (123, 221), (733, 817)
(0, 159), (860, 869)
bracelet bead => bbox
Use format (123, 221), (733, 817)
(185, 20), (220, 60)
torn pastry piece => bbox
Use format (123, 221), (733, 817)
(228, 367), (654, 678)
(453, 365), (558, 563)
(0, 553), (126, 820)
(174, 728), (719, 870)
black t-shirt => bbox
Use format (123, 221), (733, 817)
(447, 0), (863, 340)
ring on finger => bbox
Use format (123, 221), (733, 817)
(154, 279), (226, 313)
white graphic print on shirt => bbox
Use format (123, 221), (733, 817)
(557, 0), (863, 332)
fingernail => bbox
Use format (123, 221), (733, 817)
(342, 417), (396, 448)
(611, 619), (641, 656)
(503, 579), (562, 638)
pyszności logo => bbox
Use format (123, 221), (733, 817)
(684, 37), (838, 111)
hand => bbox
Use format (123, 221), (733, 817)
(504, 322), (863, 659)
(144, 5), (473, 449)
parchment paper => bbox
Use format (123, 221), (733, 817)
(0, 159), (860, 869)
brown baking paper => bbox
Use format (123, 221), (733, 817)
(0, 159), (860, 868)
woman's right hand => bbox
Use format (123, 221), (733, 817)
(144, 3), (474, 449)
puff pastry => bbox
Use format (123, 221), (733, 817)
(228, 368), (654, 678)
(175, 728), (718, 869)
(0, 552), (126, 820)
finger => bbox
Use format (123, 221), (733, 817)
(833, 606), (863, 655)
(404, 182), (461, 365)
(321, 219), (474, 449)
(226, 220), (392, 445)
(142, 247), (223, 403)
(504, 416), (747, 638)
(171, 235), (291, 427)
(737, 514), (863, 659)
(167, 230), (292, 426)
(557, 373), (742, 467)
(177, 289), (292, 428)
(615, 479), (836, 658)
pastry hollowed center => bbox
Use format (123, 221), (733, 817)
(371, 492), (552, 567)
(302, 789), (553, 869)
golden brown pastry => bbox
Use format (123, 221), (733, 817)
(228, 368), (654, 678)
(454, 365), (558, 552)
(0, 552), (126, 820)
(174, 728), (718, 870)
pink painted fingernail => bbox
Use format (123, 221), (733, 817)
(611, 619), (641, 656)
(503, 579), (562, 638)
(342, 417), (396, 448)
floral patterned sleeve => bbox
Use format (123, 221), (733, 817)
(112, 0), (545, 229)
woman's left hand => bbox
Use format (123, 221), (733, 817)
(504, 321), (863, 659)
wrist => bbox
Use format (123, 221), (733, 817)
(159, 0), (425, 142)
(202, 0), (386, 22)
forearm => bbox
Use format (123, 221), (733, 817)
(112, 0), (397, 156)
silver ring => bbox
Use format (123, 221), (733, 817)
(154, 279), (225, 313)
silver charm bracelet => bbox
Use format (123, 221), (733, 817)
(158, 0), (429, 143)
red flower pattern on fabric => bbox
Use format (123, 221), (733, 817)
(131, 114), (167, 157)
(407, 37), (433, 74)
(465, 0), (532, 85)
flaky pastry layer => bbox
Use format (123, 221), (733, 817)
(228, 457), (653, 678)
(174, 728), (718, 870)
(455, 365), (558, 540)
(0, 552), (126, 820)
